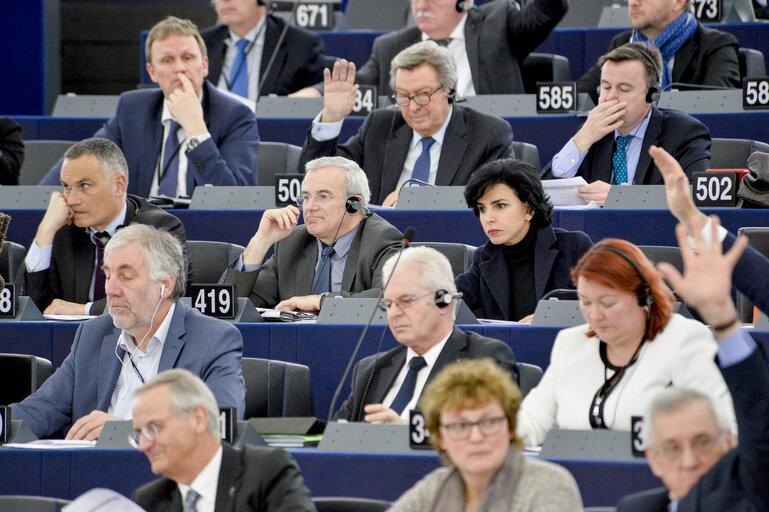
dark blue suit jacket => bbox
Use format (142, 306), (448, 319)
(41, 81), (259, 195)
(11, 301), (246, 438)
(455, 225), (592, 321)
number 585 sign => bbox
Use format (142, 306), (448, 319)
(536, 82), (576, 114)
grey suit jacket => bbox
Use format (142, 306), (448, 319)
(11, 301), (246, 438)
(334, 327), (519, 421)
(299, 104), (514, 204)
(133, 444), (316, 512)
(222, 212), (402, 308)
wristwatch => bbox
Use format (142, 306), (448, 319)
(186, 133), (211, 152)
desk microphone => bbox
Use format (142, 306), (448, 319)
(326, 226), (417, 422)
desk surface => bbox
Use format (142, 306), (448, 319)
(0, 447), (660, 507)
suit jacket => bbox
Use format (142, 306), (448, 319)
(222, 212), (402, 308)
(547, 106), (711, 184)
(19, 194), (193, 314)
(333, 0), (567, 96)
(0, 116), (24, 185)
(132, 444), (316, 512)
(616, 488), (670, 512)
(299, 105), (514, 204)
(10, 301), (246, 438)
(334, 327), (519, 421)
(725, 231), (769, 315)
(578, 23), (740, 102)
(202, 15), (326, 97)
(40, 81), (259, 195)
(455, 226), (593, 321)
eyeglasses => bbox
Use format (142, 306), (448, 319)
(296, 192), (334, 207)
(393, 84), (444, 107)
(654, 432), (726, 461)
(379, 291), (433, 311)
(128, 415), (176, 448)
(440, 416), (508, 440)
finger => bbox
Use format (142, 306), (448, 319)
(323, 66), (331, 85)
(689, 214), (708, 255)
(85, 424), (104, 442)
(649, 145), (679, 180)
(178, 73), (193, 93)
(674, 222), (696, 265)
(275, 300), (293, 311)
(709, 214), (723, 254)
(657, 261), (685, 291)
(345, 61), (356, 83)
(65, 415), (91, 440)
(725, 234), (749, 267)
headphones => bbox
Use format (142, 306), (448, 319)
(594, 246), (654, 308)
(160, 283), (166, 299)
(434, 289), (463, 308)
(345, 196), (364, 214)
(445, 88), (457, 104)
(456, 0), (471, 12)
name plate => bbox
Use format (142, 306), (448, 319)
(294, 2), (335, 30)
(409, 409), (433, 449)
(693, 0), (722, 21)
(0, 283), (16, 318)
(692, 171), (738, 207)
(536, 82), (577, 114)
(219, 407), (237, 444)
(190, 284), (237, 319)
(275, 173), (304, 207)
(743, 79), (769, 110)
(350, 85), (378, 116)
(0, 406), (10, 444)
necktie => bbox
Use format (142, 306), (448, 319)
(411, 137), (435, 184)
(311, 243), (334, 294)
(183, 489), (200, 512)
(431, 38), (452, 47)
(229, 39), (249, 98)
(92, 231), (109, 301)
(612, 134), (634, 185)
(390, 357), (428, 414)
(158, 120), (181, 197)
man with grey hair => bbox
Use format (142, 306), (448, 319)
(333, 246), (518, 423)
(11, 224), (245, 441)
(578, 0), (739, 102)
(222, 156), (402, 312)
(298, 41), (514, 206)
(131, 369), (315, 512)
(20, 137), (192, 316)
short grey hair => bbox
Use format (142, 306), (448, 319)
(644, 387), (729, 449)
(389, 40), (458, 93)
(304, 156), (372, 208)
(135, 368), (219, 436)
(104, 224), (186, 300)
(382, 246), (458, 315)
(63, 138), (129, 184)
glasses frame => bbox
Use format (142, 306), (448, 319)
(439, 416), (508, 441)
(379, 291), (434, 312)
(653, 431), (727, 462)
(128, 414), (178, 449)
(296, 192), (335, 208)
(392, 84), (444, 107)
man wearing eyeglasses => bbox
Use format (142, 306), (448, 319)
(221, 156), (402, 312)
(298, 41), (514, 206)
(333, 246), (518, 423)
(132, 369), (315, 512)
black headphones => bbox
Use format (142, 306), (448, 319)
(434, 289), (463, 308)
(445, 88), (457, 104)
(345, 196), (364, 214)
(594, 246), (654, 308)
(456, 0), (470, 12)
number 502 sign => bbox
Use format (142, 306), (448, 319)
(692, 172), (739, 207)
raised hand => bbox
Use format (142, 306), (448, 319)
(321, 60), (359, 123)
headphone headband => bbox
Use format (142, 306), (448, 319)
(593, 245), (654, 308)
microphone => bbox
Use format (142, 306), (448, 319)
(399, 178), (434, 190)
(660, 82), (734, 93)
(326, 226), (417, 422)
(256, 0), (303, 103)
(0, 213), (10, 290)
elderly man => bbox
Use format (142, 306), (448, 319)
(222, 156), (403, 312)
(294, 0), (567, 97)
(578, 0), (739, 101)
(299, 41), (514, 206)
(19, 138), (192, 316)
(11, 224), (245, 440)
(132, 369), (315, 512)
(202, 0), (325, 99)
(334, 246), (518, 423)
(613, 146), (769, 511)
(40, 16), (259, 196)
(545, 43), (710, 205)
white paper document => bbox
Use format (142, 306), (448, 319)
(4, 439), (96, 449)
(542, 177), (591, 207)
(63, 488), (147, 512)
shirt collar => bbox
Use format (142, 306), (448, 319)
(226, 17), (266, 48)
(420, 12), (467, 42)
(178, 445), (223, 507)
(119, 303), (176, 353)
(410, 105), (453, 150)
(405, 330), (452, 369)
(615, 105), (653, 141)
(319, 224), (360, 258)
(87, 201), (127, 238)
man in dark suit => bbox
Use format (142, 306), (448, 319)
(545, 43), (710, 206)
(299, 41), (514, 206)
(615, 146), (769, 511)
(132, 369), (315, 512)
(578, 0), (739, 101)
(334, 246), (518, 423)
(222, 156), (403, 312)
(202, 0), (325, 99)
(40, 16), (259, 197)
(293, 0), (567, 97)
(20, 138), (192, 316)
(12, 224), (245, 440)
(0, 116), (24, 184)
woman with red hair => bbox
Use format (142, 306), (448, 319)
(516, 239), (735, 446)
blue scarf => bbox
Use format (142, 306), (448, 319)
(631, 11), (697, 89)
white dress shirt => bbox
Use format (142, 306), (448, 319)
(178, 446), (223, 512)
(421, 14), (476, 97)
(216, 20), (267, 102)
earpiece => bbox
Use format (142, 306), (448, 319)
(160, 283), (166, 299)
(645, 86), (660, 104)
(456, 0), (471, 12)
(445, 88), (457, 104)
(345, 196), (364, 214)
(593, 246), (654, 308)
(434, 290), (463, 308)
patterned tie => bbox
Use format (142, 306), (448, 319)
(158, 120), (181, 197)
(612, 134), (634, 185)
(431, 38), (452, 47)
(229, 38), (249, 98)
(183, 489), (200, 512)
(91, 231), (110, 301)
(311, 243), (334, 294)
(411, 137), (435, 184)
(390, 357), (428, 414)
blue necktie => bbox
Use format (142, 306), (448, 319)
(390, 357), (427, 414)
(183, 489), (200, 512)
(411, 137), (435, 184)
(612, 134), (633, 185)
(229, 39), (249, 98)
(158, 120), (181, 197)
(311, 243), (334, 294)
